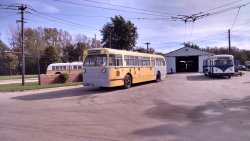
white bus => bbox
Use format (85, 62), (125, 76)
(47, 62), (83, 74)
(203, 54), (235, 78)
(82, 48), (167, 88)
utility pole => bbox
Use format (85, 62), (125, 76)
(144, 42), (151, 53)
(228, 29), (231, 54)
(35, 39), (41, 85)
(94, 34), (97, 48)
(18, 4), (27, 86)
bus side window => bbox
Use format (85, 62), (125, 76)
(78, 65), (82, 69)
(125, 55), (130, 66)
(161, 58), (165, 66)
(109, 54), (116, 66)
(142, 57), (146, 66)
(129, 56), (135, 66)
(73, 65), (77, 70)
(138, 56), (143, 66)
(56, 66), (59, 70)
(116, 54), (123, 66)
(151, 57), (155, 66)
(52, 66), (55, 70)
(146, 57), (150, 66)
(134, 56), (139, 66)
(63, 66), (66, 70)
(156, 58), (159, 66)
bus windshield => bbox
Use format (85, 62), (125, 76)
(84, 54), (107, 67)
(214, 59), (233, 65)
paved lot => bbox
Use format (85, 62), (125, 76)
(0, 72), (250, 141)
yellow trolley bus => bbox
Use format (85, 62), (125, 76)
(82, 48), (166, 88)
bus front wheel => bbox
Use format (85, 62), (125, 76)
(124, 75), (132, 89)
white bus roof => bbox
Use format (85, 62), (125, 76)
(207, 54), (234, 59)
(84, 48), (165, 58)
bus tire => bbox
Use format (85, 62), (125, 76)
(156, 71), (161, 82)
(124, 74), (132, 89)
(228, 75), (231, 79)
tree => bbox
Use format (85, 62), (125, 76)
(62, 44), (75, 62)
(0, 53), (19, 75)
(40, 46), (61, 73)
(74, 42), (89, 61)
(184, 42), (200, 49)
(0, 40), (9, 52)
(202, 46), (250, 64)
(133, 47), (155, 54)
(100, 15), (138, 50)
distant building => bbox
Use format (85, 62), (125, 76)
(164, 47), (213, 73)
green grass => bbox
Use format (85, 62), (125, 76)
(0, 82), (82, 92)
(0, 75), (37, 80)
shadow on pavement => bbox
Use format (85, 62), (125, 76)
(11, 86), (122, 101)
(132, 97), (250, 140)
(186, 74), (230, 81)
(11, 80), (159, 101)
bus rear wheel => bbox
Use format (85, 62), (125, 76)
(156, 71), (161, 82)
(124, 74), (132, 89)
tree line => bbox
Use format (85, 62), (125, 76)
(1, 15), (249, 76)
(0, 15), (140, 75)
(0, 27), (101, 75)
(185, 42), (250, 65)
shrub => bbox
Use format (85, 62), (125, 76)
(78, 73), (83, 82)
(59, 73), (68, 83)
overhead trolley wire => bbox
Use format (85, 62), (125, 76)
(27, 7), (97, 29)
(53, 0), (174, 18)
(195, 0), (244, 14)
(57, 0), (177, 16)
(189, 21), (195, 41)
(231, 7), (241, 30)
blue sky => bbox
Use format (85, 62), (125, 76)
(0, 0), (250, 53)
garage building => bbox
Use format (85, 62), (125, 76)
(164, 47), (213, 73)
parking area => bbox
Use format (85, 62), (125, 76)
(0, 72), (250, 141)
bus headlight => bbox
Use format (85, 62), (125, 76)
(102, 68), (106, 73)
(83, 68), (86, 73)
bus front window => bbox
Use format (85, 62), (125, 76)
(215, 60), (233, 65)
(84, 55), (107, 67)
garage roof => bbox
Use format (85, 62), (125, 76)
(165, 47), (213, 57)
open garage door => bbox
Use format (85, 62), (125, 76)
(176, 56), (199, 72)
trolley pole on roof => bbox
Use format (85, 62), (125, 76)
(144, 42), (151, 53)
(18, 4), (27, 86)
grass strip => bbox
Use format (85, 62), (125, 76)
(0, 75), (37, 80)
(0, 82), (82, 92)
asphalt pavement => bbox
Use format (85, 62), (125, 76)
(0, 72), (250, 141)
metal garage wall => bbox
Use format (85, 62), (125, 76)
(164, 47), (213, 73)
(166, 57), (176, 73)
(198, 55), (210, 73)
